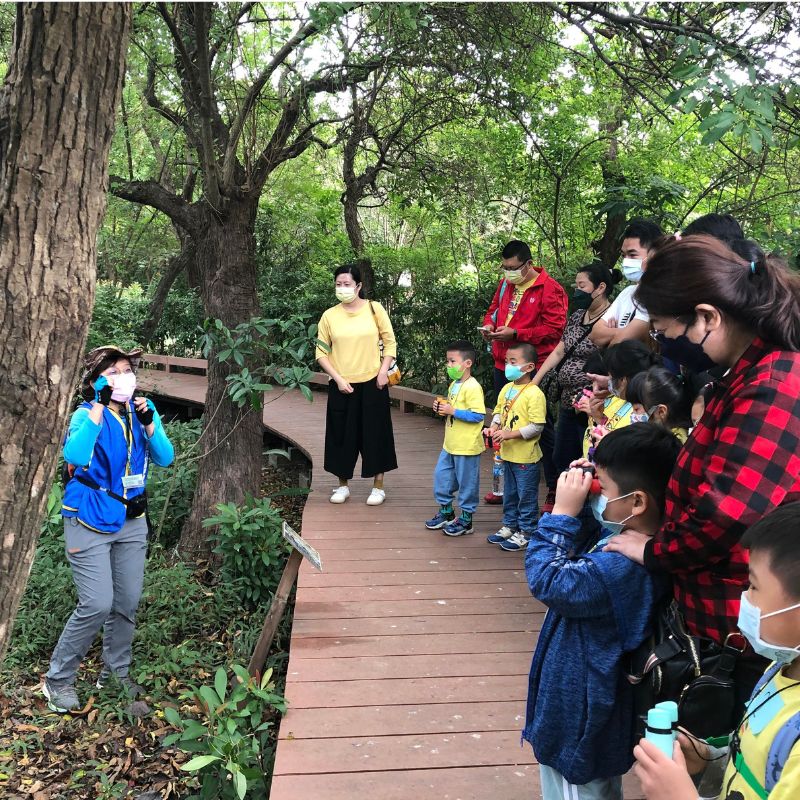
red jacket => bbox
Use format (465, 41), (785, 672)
(483, 268), (568, 370)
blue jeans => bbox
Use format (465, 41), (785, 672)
(433, 450), (480, 514)
(502, 460), (540, 533)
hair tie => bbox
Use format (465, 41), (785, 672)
(750, 261), (757, 275)
(674, 232), (682, 241)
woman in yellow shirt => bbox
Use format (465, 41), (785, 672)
(315, 264), (398, 505)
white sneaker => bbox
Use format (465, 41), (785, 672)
(330, 486), (350, 504)
(366, 488), (386, 506)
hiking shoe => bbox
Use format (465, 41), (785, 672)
(96, 673), (145, 697)
(42, 679), (80, 713)
(366, 488), (386, 506)
(541, 490), (556, 514)
(425, 511), (455, 529)
(443, 517), (473, 537)
(483, 491), (503, 505)
(330, 486), (350, 504)
(499, 531), (531, 551)
(487, 525), (517, 544)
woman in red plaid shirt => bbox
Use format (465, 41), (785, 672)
(605, 233), (800, 704)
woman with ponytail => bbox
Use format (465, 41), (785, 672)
(604, 234), (800, 707)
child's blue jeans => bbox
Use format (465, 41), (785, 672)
(433, 450), (480, 514)
(502, 460), (540, 533)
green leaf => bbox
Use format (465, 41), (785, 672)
(163, 706), (183, 729)
(214, 667), (227, 703)
(199, 685), (221, 712)
(180, 755), (220, 771)
(233, 769), (247, 799)
(748, 127), (762, 153)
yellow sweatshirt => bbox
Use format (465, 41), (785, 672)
(315, 301), (397, 384)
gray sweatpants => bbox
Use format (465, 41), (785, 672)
(46, 515), (148, 684)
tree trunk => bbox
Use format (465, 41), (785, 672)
(342, 189), (375, 298)
(592, 110), (626, 267)
(177, 200), (264, 559)
(0, 3), (130, 659)
(140, 235), (196, 347)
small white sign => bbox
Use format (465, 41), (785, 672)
(282, 522), (323, 571)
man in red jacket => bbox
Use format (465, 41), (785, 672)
(481, 240), (568, 505)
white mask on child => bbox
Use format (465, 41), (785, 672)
(110, 372), (137, 403)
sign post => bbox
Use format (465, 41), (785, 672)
(247, 523), (322, 678)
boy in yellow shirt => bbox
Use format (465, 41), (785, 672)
(486, 342), (547, 552)
(634, 502), (800, 800)
(426, 341), (486, 537)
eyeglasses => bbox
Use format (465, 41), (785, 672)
(649, 317), (681, 342)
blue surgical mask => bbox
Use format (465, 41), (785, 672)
(737, 592), (800, 665)
(505, 364), (527, 381)
(590, 491), (636, 536)
(621, 257), (643, 282)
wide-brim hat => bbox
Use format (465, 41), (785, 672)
(83, 345), (143, 380)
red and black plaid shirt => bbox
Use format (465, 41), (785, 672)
(644, 338), (800, 644)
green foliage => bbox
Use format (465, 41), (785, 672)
(203, 496), (292, 611)
(163, 665), (286, 800)
(200, 316), (318, 409)
(147, 419), (203, 549)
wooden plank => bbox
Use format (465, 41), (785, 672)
(283, 674), (529, 709)
(288, 632), (537, 659)
(286, 651), (533, 682)
(290, 612), (543, 639)
(277, 700), (526, 739)
(293, 597), (540, 619)
(296, 569), (528, 588)
(295, 582), (532, 602)
(273, 729), (535, 774)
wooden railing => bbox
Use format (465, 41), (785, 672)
(141, 353), (437, 414)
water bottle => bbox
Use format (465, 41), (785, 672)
(492, 445), (504, 496)
(645, 707), (675, 759)
(655, 701), (679, 741)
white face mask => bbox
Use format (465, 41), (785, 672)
(110, 372), (137, 403)
(738, 592), (800, 665)
(621, 257), (644, 282)
(335, 287), (357, 304)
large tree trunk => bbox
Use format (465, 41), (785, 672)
(592, 110), (626, 267)
(342, 189), (375, 298)
(177, 200), (264, 559)
(0, 3), (130, 659)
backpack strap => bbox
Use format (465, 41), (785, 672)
(765, 709), (800, 793)
(490, 280), (509, 325)
(733, 750), (769, 800)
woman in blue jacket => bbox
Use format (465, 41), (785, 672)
(43, 346), (174, 713)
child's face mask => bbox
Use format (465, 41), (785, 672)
(738, 593), (800, 665)
(590, 491), (636, 536)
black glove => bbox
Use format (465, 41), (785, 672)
(135, 399), (155, 426)
(94, 376), (113, 406)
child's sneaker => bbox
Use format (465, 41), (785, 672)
(499, 531), (531, 551)
(443, 516), (473, 536)
(483, 491), (503, 505)
(541, 490), (556, 514)
(425, 511), (455, 529)
(487, 525), (517, 544)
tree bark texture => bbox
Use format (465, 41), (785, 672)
(177, 200), (265, 559)
(0, 3), (130, 659)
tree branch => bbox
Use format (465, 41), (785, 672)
(110, 177), (200, 235)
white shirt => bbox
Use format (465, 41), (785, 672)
(602, 285), (648, 328)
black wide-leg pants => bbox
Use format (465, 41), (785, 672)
(324, 378), (398, 479)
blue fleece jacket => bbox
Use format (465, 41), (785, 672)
(523, 513), (665, 785)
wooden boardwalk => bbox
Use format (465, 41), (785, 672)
(138, 366), (643, 800)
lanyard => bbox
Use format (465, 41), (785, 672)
(501, 381), (533, 427)
(107, 406), (134, 497)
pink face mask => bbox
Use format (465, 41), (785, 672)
(110, 372), (137, 403)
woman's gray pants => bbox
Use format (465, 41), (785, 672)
(46, 515), (148, 685)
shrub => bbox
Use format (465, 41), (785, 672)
(203, 496), (291, 611)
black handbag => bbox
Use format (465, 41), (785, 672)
(626, 599), (745, 739)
